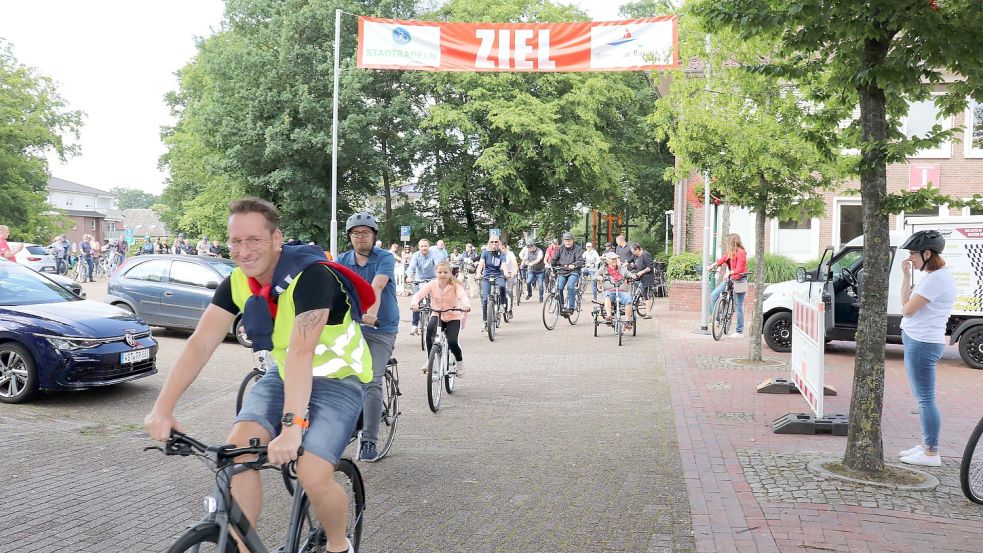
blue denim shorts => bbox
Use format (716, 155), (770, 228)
(235, 369), (365, 465)
(605, 291), (632, 305)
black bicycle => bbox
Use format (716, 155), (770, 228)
(484, 276), (506, 341)
(151, 430), (365, 553)
(414, 282), (433, 351)
(236, 353), (401, 462)
(711, 277), (735, 341)
(961, 416), (983, 504)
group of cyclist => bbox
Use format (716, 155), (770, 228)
(142, 199), (663, 553)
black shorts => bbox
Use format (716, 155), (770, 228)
(451, 267), (460, 277)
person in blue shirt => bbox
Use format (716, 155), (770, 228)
(336, 212), (399, 462)
(406, 238), (439, 334)
(475, 236), (513, 330)
(432, 239), (449, 262)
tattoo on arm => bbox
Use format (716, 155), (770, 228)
(296, 309), (328, 340)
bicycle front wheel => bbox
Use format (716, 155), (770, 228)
(961, 416), (983, 504)
(377, 363), (400, 460)
(166, 523), (236, 553)
(291, 460), (365, 553)
(427, 344), (443, 412)
(711, 296), (728, 341)
(542, 295), (559, 330)
(568, 294), (581, 325)
(235, 368), (265, 415)
(486, 298), (497, 342)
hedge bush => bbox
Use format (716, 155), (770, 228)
(663, 252), (807, 283)
(745, 253), (802, 284)
(665, 252), (704, 281)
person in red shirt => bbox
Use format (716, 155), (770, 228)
(708, 233), (748, 337)
(0, 225), (23, 262)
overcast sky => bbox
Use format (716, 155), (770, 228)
(0, 0), (629, 195)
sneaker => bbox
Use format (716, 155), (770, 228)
(728, 332), (743, 338)
(538, 297), (543, 303)
(454, 360), (464, 377)
(624, 322), (633, 332)
(359, 441), (378, 462)
(900, 450), (941, 467)
(900, 444), (924, 457)
(409, 328), (419, 336)
(525, 294), (532, 300)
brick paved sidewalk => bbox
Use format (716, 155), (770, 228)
(653, 300), (983, 553)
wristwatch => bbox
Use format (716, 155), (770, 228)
(281, 413), (309, 429)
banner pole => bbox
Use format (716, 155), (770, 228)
(330, 8), (341, 257)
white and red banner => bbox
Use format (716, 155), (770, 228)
(791, 294), (826, 418)
(356, 16), (679, 72)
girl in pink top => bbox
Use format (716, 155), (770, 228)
(708, 233), (749, 336)
(411, 260), (472, 375)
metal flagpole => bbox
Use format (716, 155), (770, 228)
(330, 8), (342, 257)
(698, 34), (712, 333)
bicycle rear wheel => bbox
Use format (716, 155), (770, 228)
(711, 296), (728, 341)
(542, 295), (559, 330)
(376, 363), (400, 460)
(166, 523), (236, 553)
(961, 416), (983, 504)
(427, 344), (443, 412)
(291, 460), (365, 553)
(444, 345), (456, 394)
(235, 368), (265, 415)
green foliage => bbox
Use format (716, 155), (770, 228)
(111, 187), (159, 210)
(0, 40), (82, 242)
(665, 251), (703, 281)
(745, 253), (800, 283)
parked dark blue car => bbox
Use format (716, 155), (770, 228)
(104, 254), (249, 346)
(0, 261), (158, 403)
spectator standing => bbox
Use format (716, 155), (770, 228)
(79, 234), (94, 282)
(630, 243), (656, 318)
(898, 230), (957, 468)
(708, 233), (749, 338)
(544, 238), (559, 266)
(582, 242), (601, 301)
(209, 240), (223, 257)
(50, 234), (70, 274)
(0, 225), (23, 262)
(140, 235), (156, 255)
(197, 237), (211, 256)
(614, 234), (633, 264)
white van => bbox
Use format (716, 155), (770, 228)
(760, 216), (983, 369)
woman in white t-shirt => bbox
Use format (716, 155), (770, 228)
(897, 230), (956, 468)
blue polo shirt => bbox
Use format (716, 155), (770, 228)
(336, 247), (399, 335)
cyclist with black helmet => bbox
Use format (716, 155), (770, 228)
(336, 212), (400, 462)
(897, 229), (956, 468)
(550, 232), (585, 315)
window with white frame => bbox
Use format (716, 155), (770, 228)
(966, 99), (983, 158)
(108, 222), (117, 232)
(89, 220), (96, 231)
(904, 97), (952, 158)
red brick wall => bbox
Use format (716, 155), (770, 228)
(669, 280), (764, 312)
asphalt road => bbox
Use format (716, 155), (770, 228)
(0, 279), (694, 552)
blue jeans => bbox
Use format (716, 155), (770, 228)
(84, 255), (94, 280)
(710, 278), (747, 333)
(583, 269), (598, 300)
(526, 271), (544, 299)
(480, 276), (507, 322)
(556, 272), (580, 310)
(55, 257), (66, 274)
(902, 331), (945, 452)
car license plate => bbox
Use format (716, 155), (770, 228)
(121, 348), (150, 364)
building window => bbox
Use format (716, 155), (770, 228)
(966, 99), (983, 158)
(72, 222), (77, 231)
(838, 203), (863, 247)
(778, 208), (812, 230)
(904, 98), (952, 158)
(65, 197), (73, 206)
(90, 220), (96, 231)
(108, 222), (117, 232)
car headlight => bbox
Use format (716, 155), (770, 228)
(41, 335), (103, 350)
(761, 293), (772, 302)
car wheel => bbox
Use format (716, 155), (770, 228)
(114, 302), (135, 314)
(235, 317), (252, 349)
(0, 342), (40, 404)
(763, 311), (793, 353)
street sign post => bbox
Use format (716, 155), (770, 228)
(124, 228), (134, 246)
(400, 225), (411, 243)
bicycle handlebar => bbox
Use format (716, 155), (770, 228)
(147, 430), (302, 468)
(430, 307), (466, 314)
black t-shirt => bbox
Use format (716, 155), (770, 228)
(211, 263), (348, 326)
(633, 251), (655, 284)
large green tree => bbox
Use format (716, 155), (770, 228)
(111, 186), (159, 210)
(694, 0), (983, 473)
(0, 40), (81, 242)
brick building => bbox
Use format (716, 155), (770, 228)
(672, 90), (983, 262)
(46, 177), (118, 246)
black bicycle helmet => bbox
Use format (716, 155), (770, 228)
(901, 230), (945, 254)
(345, 212), (378, 234)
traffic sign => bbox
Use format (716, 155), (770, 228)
(489, 228), (500, 239)
(400, 225), (411, 242)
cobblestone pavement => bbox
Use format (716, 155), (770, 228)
(656, 300), (983, 553)
(0, 281), (694, 552)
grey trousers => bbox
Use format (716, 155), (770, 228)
(362, 331), (397, 445)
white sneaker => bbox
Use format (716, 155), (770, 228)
(728, 332), (743, 338)
(454, 360), (464, 377)
(900, 450), (941, 467)
(900, 444), (924, 457)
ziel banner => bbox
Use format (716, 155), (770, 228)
(356, 16), (678, 72)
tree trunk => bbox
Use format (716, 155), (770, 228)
(462, 180), (477, 242)
(380, 136), (394, 244)
(719, 202), (730, 257)
(843, 36), (893, 473)
(748, 200), (766, 361)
